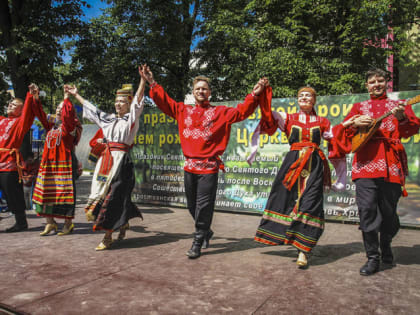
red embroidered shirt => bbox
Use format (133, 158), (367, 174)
(150, 84), (259, 174)
(0, 92), (49, 172)
(334, 94), (420, 185)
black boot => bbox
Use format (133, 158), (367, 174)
(360, 231), (380, 276)
(380, 233), (394, 265)
(6, 222), (28, 233)
(6, 216), (28, 233)
(186, 230), (206, 259)
(202, 229), (214, 249)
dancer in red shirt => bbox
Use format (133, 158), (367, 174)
(333, 68), (420, 275)
(0, 84), (49, 232)
(140, 65), (268, 259)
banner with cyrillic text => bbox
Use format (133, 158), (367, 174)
(130, 91), (420, 227)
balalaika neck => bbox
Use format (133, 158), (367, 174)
(375, 94), (420, 123)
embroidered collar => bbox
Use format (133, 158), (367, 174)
(370, 93), (387, 101)
(298, 109), (317, 116)
(195, 101), (211, 108)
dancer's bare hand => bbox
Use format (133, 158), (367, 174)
(253, 77), (269, 96)
(28, 83), (39, 100)
(342, 115), (360, 128)
(139, 64), (155, 85)
(392, 101), (406, 121)
(65, 85), (78, 96)
(353, 115), (373, 127)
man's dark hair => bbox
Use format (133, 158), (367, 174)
(365, 69), (388, 82)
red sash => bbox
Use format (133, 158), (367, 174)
(0, 148), (24, 182)
(97, 142), (130, 182)
(373, 136), (408, 196)
(283, 142), (331, 191)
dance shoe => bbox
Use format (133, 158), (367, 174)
(58, 223), (74, 236)
(297, 251), (308, 267)
(202, 230), (214, 249)
(359, 258), (380, 276)
(186, 243), (202, 259)
(6, 223), (28, 233)
(39, 223), (58, 236)
(117, 223), (129, 241)
(85, 210), (95, 222)
(95, 236), (113, 251)
(186, 231), (206, 259)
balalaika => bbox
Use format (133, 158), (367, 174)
(351, 94), (420, 153)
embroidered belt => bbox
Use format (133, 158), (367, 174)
(0, 148), (24, 182)
(184, 156), (225, 173)
(283, 142), (331, 191)
(97, 142), (130, 182)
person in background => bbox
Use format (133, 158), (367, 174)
(33, 87), (82, 236)
(0, 84), (49, 232)
(22, 151), (40, 210)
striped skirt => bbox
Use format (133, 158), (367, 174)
(255, 150), (325, 253)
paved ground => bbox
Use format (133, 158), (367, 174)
(1, 175), (420, 314)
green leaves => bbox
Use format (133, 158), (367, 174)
(2, 0), (418, 110)
(0, 0), (86, 99)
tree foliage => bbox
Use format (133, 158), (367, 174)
(195, 0), (420, 99)
(0, 0), (86, 98)
(1, 0), (419, 110)
(70, 0), (202, 111)
(0, 0), (86, 157)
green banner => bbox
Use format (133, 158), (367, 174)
(130, 91), (420, 227)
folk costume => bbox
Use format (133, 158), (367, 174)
(252, 87), (337, 259)
(33, 99), (82, 226)
(83, 85), (144, 234)
(149, 82), (260, 256)
(0, 92), (48, 231)
(88, 128), (105, 163)
(333, 92), (420, 271)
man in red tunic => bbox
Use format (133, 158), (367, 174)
(334, 69), (420, 275)
(140, 65), (267, 259)
(0, 84), (48, 232)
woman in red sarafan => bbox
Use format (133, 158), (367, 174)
(252, 86), (352, 268)
(33, 88), (82, 236)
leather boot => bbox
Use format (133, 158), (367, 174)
(6, 222), (28, 233)
(380, 233), (394, 265)
(6, 216), (28, 233)
(202, 229), (214, 249)
(360, 231), (380, 276)
(186, 230), (206, 259)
